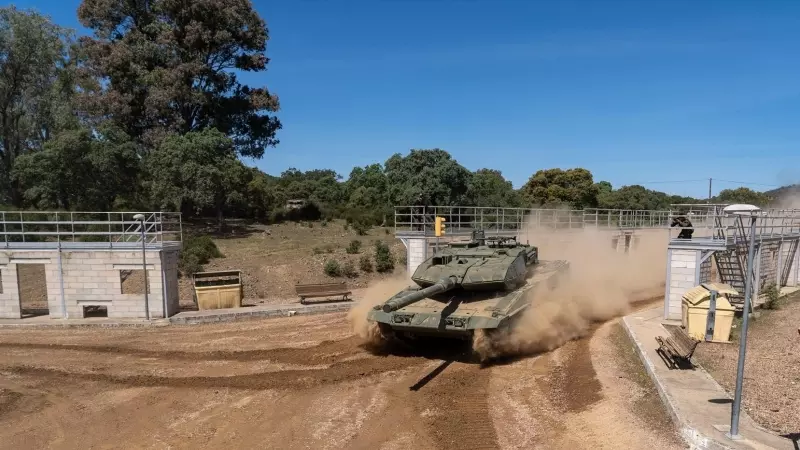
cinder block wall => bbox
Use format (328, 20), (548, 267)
(0, 248), (178, 319)
(665, 249), (699, 320)
(757, 242), (780, 295)
(0, 252), (60, 319)
(406, 238), (428, 274)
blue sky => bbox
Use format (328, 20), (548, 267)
(13, 0), (800, 198)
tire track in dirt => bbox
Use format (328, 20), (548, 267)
(0, 336), (364, 365)
(413, 362), (499, 450)
(0, 353), (429, 391)
(545, 330), (603, 414)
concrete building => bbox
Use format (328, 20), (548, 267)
(0, 212), (182, 320)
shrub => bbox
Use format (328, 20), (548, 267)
(352, 221), (370, 236)
(342, 260), (358, 278)
(359, 254), (373, 273)
(762, 284), (781, 310)
(181, 253), (203, 276)
(397, 251), (407, 267)
(179, 235), (223, 276)
(324, 260), (342, 277)
(374, 240), (394, 273)
(346, 240), (361, 254)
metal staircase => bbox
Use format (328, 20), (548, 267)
(712, 215), (751, 303)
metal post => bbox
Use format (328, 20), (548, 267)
(138, 216), (150, 320)
(728, 214), (757, 439)
(160, 250), (168, 319)
(705, 287), (717, 342)
(57, 239), (68, 319)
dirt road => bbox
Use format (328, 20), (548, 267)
(0, 308), (685, 449)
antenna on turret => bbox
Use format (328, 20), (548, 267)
(472, 229), (486, 246)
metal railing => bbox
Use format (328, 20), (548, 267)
(667, 204), (800, 244)
(394, 205), (800, 243)
(394, 206), (674, 235)
(0, 211), (183, 249)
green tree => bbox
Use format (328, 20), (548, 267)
(0, 6), (73, 204)
(75, 0), (281, 156)
(143, 128), (251, 230)
(466, 168), (522, 207)
(714, 187), (771, 207)
(384, 149), (472, 206)
(344, 163), (391, 225)
(12, 125), (138, 210)
(520, 168), (598, 209)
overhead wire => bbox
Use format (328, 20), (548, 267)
(713, 179), (780, 187)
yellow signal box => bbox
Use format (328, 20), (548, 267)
(434, 216), (446, 236)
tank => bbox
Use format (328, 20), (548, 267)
(366, 230), (569, 345)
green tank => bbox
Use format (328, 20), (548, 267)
(366, 230), (569, 346)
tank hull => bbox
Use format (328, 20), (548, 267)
(366, 259), (569, 341)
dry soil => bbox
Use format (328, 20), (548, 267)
(0, 298), (685, 449)
(179, 220), (407, 308)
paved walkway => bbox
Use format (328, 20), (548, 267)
(622, 307), (796, 450)
(0, 301), (354, 328)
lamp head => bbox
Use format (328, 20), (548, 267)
(133, 214), (145, 221)
(722, 204), (762, 216)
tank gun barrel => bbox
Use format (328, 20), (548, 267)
(382, 276), (458, 313)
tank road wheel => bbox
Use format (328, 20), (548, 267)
(471, 311), (527, 363)
(472, 328), (500, 362)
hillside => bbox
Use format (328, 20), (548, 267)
(178, 220), (406, 308)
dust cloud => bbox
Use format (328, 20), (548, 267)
(348, 274), (411, 345)
(773, 190), (800, 210)
(474, 219), (668, 360)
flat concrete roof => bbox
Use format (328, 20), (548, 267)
(0, 241), (182, 251)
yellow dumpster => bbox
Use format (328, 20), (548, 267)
(192, 270), (243, 310)
(681, 283), (738, 342)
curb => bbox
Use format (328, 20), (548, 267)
(168, 302), (354, 325)
(0, 303), (354, 329)
(0, 320), (171, 329)
(621, 315), (733, 450)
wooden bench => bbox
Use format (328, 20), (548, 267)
(655, 324), (700, 370)
(295, 282), (352, 304)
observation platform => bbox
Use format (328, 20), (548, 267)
(0, 212), (182, 321)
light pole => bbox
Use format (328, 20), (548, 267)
(133, 214), (150, 320)
(722, 204), (761, 440)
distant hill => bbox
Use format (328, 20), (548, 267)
(765, 184), (800, 208)
(765, 184), (800, 198)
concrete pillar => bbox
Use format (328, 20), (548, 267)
(402, 237), (428, 275)
(664, 248), (699, 320)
